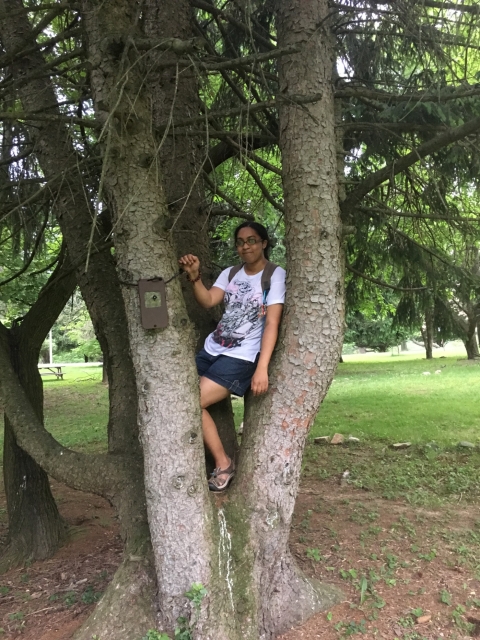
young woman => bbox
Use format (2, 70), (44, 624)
(179, 222), (286, 491)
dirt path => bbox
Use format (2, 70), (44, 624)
(0, 476), (478, 639)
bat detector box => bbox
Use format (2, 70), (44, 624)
(138, 279), (168, 329)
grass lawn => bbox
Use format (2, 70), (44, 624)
(3, 353), (479, 486)
(312, 351), (480, 446)
(42, 365), (107, 452)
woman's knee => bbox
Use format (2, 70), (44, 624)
(199, 377), (230, 409)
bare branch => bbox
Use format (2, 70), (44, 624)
(339, 122), (448, 134)
(5, 2), (77, 17)
(208, 205), (254, 221)
(0, 27), (81, 69)
(0, 110), (101, 128)
(0, 211), (49, 288)
(159, 93), (322, 132)
(153, 44), (300, 71)
(335, 85), (480, 103)
(203, 172), (249, 215)
(189, 0), (275, 50)
(0, 146), (33, 167)
(364, 0), (480, 15)
(243, 162), (284, 214)
(134, 35), (207, 54)
(222, 134), (281, 175)
(359, 205), (480, 222)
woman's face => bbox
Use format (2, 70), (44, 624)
(235, 227), (267, 264)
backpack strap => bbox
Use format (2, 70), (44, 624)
(228, 263), (244, 283)
(261, 261), (278, 298)
(228, 261), (278, 302)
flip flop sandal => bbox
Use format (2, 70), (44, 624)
(208, 459), (235, 492)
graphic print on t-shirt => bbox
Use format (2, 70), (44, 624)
(212, 279), (263, 349)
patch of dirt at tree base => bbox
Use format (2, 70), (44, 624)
(0, 477), (479, 640)
(0, 479), (122, 639)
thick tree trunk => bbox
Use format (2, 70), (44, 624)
(464, 331), (479, 359)
(81, 3), (232, 637)
(2, 418), (66, 571)
(225, 0), (345, 636)
(143, 0), (238, 465)
(0, 0), (139, 459)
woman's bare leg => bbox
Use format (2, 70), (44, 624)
(199, 376), (231, 469)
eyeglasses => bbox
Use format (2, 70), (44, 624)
(235, 236), (263, 248)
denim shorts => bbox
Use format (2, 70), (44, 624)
(196, 348), (259, 397)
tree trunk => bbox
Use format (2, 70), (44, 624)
(422, 306), (434, 359)
(225, 1), (345, 636)
(2, 423), (65, 571)
(0, 7), (155, 634)
(464, 331), (479, 359)
(143, 0), (238, 466)
(0, 0), (140, 459)
(0, 253), (77, 571)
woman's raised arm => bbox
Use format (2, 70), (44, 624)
(179, 254), (225, 309)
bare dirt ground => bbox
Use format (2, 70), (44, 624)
(0, 475), (479, 640)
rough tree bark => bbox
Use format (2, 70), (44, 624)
(81, 1), (230, 636)
(0, 0), (139, 459)
(143, 0), (238, 464)
(0, 5), (158, 636)
(224, 0), (345, 636)
(0, 252), (76, 571)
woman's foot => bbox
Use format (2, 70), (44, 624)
(208, 458), (235, 492)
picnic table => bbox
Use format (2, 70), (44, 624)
(38, 365), (64, 380)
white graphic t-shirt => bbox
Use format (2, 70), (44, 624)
(204, 265), (286, 363)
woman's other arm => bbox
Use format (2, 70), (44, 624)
(251, 303), (283, 396)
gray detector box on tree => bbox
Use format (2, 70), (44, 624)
(138, 279), (168, 329)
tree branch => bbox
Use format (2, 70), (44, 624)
(243, 161), (284, 213)
(203, 172), (249, 215)
(346, 263), (427, 292)
(152, 44), (300, 71)
(159, 93), (322, 132)
(0, 334), (133, 498)
(189, 0), (275, 50)
(208, 205), (253, 221)
(365, 0), (480, 15)
(19, 245), (76, 350)
(0, 211), (49, 287)
(342, 114), (480, 215)
(360, 206), (480, 222)
(335, 85), (480, 103)
(0, 110), (101, 128)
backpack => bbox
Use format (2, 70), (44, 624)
(228, 261), (278, 308)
